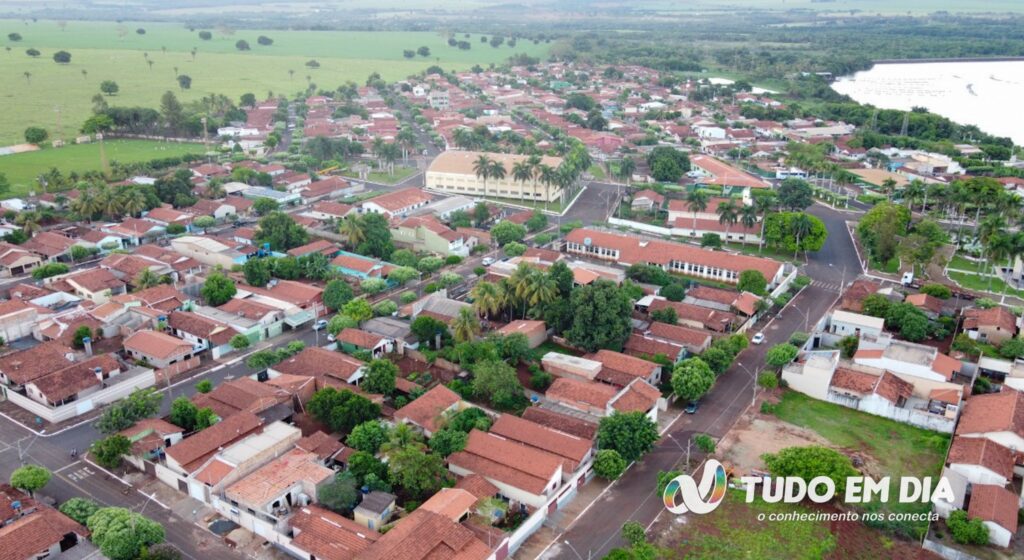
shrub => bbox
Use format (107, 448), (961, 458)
(757, 372), (779, 389)
(694, 434), (716, 454)
(792, 275), (811, 289)
(529, 371), (553, 390)
(920, 284), (952, 299)
(474, 266), (486, 276)
(593, 449), (627, 480)
(947, 510), (989, 545)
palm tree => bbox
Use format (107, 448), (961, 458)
(526, 273), (558, 312)
(120, 189), (146, 218)
(380, 143), (400, 176)
(23, 71), (30, 84)
(471, 281), (503, 319)
(717, 200), (738, 244)
(339, 215), (366, 249)
(526, 154), (542, 203)
(753, 192), (778, 254)
(371, 137), (386, 170)
(618, 157), (636, 186)
(472, 155), (493, 199)
(488, 159), (507, 198)
(739, 204), (758, 246)
(554, 166), (575, 207)
(686, 190), (710, 237)
(452, 307), (481, 343)
(396, 128), (416, 161)
(205, 181), (226, 200)
(508, 263), (534, 319)
(511, 160), (533, 204)
(381, 423), (424, 456)
(903, 180), (925, 212)
(791, 213), (814, 259)
(880, 178), (898, 202)
(538, 163), (557, 211)
(134, 268), (162, 289)
(15, 212), (41, 235)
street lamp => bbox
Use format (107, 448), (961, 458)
(735, 361), (759, 408)
(564, 540), (591, 560)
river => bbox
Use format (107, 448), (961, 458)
(831, 60), (1024, 145)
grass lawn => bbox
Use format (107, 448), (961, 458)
(344, 166), (418, 185)
(587, 163), (606, 180)
(479, 195), (570, 214)
(770, 391), (950, 539)
(658, 489), (836, 560)
(723, 241), (798, 264)
(533, 340), (579, 358)
(947, 270), (1024, 299)
(0, 19), (549, 145)
(0, 139), (203, 196)
(947, 254), (989, 273)
(869, 257), (899, 274)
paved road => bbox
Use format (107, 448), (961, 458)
(539, 202), (862, 559)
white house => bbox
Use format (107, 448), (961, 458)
(827, 310), (884, 339)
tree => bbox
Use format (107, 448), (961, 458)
(176, 74), (191, 90)
(24, 127), (48, 144)
(100, 80), (119, 95)
(777, 178), (814, 211)
(198, 30), (212, 40)
(229, 334), (250, 350)
(70, 325), (93, 349)
(318, 471), (360, 513)
(762, 445), (859, 496)
(920, 284), (952, 299)
(671, 357), (715, 402)
(651, 307), (678, 325)
(417, 46), (430, 57)
(95, 388), (163, 434)
(857, 203), (911, 264)
(342, 298), (373, 324)
(387, 266), (419, 286)
(201, 272), (236, 306)
(660, 283), (686, 302)
(257, 35), (273, 46)
(323, 279), (354, 311)
(947, 510), (989, 545)
(32, 262), (69, 280)
(235, 40), (250, 51)
(195, 408), (218, 430)
(565, 280), (633, 352)
(428, 428), (468, 457)
(195, 379), (213, 393)
(253, 197), (279, 216)
(10, 465), (50, 497)
(737, 270), (768, 295)
(360, 278), (387, 294)
(255, 211), (309, 251)
(8, 32), (22, 41)
(490, 221), (527, 246)
(765, 343), (799, 368)
(88, 507), (165, 560)
(52, 50), (71, 63)
(597, 412), (659, 463)
(503, 241), (527, 257)
(525, 211), (548, 233)
(347, 420), (389, 454)
(764, 212), (828, 257)
(242, 257), (272, 287)
(355, 213), (394, 259)
(471, 360), (522, 407)
(403, 49), (415, 59)
(593, 449), (627, 479)
(387, 446), (447, 499)
(347, 451), (388, 486)
(646, 146), (690, 182)
(839, 335), (859, 359)
(59, 497), (100, 524)
(363, 359), (398, 396)
(411, 315), (450, 348)
(308, 388), (381, 434)
(90, 434), (132, 469)
(417, 256), (444, 275)
(452, 307), (481, 343)
(169, 397), (199, 431)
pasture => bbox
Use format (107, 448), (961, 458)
(0, 19), (550, 145)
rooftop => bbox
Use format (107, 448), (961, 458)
(225, 448), (333, 508)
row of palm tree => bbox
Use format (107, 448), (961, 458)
(470, 263), (559, 323)
(681, 190), (767, 248)
(473, 153), (586, 211)
(70, 185), (149, 222)
(370, 138), (403, 176)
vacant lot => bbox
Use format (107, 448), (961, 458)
(0, 139), (203, 195)
(0, 19), (550, 145)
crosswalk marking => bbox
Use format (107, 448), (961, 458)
(66, 466), (95, 482)
(811, 280), (843, 292)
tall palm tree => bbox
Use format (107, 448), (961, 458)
(717, 200), (738, 244)
(791, 213), (814, 259)
(371, 137), (386, 170)
(472, 155), (493, 199)
(619, 157), (636, 186)
(396, 128), (416, 161)
(903, 180), (925, 212)
(381, 423), (424, 456)
(686, 190), (710, 237)
(381, 143), (400, 176)
(15, 212), (41, 235)
(205, 181), (226, 200)
(881, 178), (897, 202)
(554, 166), (575, 207)
(471, 281), (503, 319)
(99, 187), (122, 219)
(753, 192), (778, 254)
(70, 189), (97, 221)
(339, 215), (366, 249)
(508, 263), (534, 319)
(452, 307), (481, 343)
(134, 268), (162, 289)
(512, 160), (533, 204)
(526, 273), (558, 312)
(488, 159), (507, 199)
(739, 204), (758, 246)
(537, 163), (557, 211)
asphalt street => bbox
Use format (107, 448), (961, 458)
(540, 202), (863, 559)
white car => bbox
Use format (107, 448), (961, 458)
(313, 319), (328, 331)
(481, 257), (495, 266)
(751, 332), (765, 345)
(327, 333), (336, 343)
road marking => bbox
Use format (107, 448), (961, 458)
(66, 466), (96, 482)
(55, 460), (81, 473)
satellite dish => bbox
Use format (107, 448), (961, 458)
(583, 237), (592, 246)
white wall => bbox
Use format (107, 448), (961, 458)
(1, 368), (156, 423)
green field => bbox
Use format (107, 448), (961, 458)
(0, 19), (550, 145)
(643, 0), (1024, 14)
(0, 140), (203, 196)
(771, 391), (950, 538)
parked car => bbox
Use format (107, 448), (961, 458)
(684, 401), (699, 414)
(751, 332), (765, 345)
(313, 319), (328, 331)
(481, 257), (495, 266)
(327, 333), (336, 343)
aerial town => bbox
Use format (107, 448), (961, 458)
(2, 3), (1024, 560)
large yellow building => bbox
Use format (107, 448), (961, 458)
(425, 151), (565, 202)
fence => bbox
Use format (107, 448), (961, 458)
(506, 462), (594, 555)
(154, 356), (201, 385)
(1, 367), (156, 424)
(825, 392), (956, 433)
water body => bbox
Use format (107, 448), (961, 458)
(831, 60), (1024, 145)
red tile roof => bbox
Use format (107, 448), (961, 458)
(489, 414), (591, 472)
(357, 509), (491, 560)
(948, 436), (1014, 480)
(521, 407), (598, 441)
(546, 377), (617, 410)
(967, 484), (1019, 533)
(395, 385), (461, 433)
(337, 328), (386, 350)
(123, 330), (193, 361)
(957, 388), (1024, 440)
(271, 347), (363, 383)
(610, 379), (661, 413)
(165, 412), (262, 472)
(290, 505), (379, 560)
(447, 430), (562, 495)
(963, 306), (1018, 334)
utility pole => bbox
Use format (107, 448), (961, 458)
(54, 105), (63, 145)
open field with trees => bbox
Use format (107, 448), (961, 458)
(0, 19), (549, 145)
(0, 140), (203, 196)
